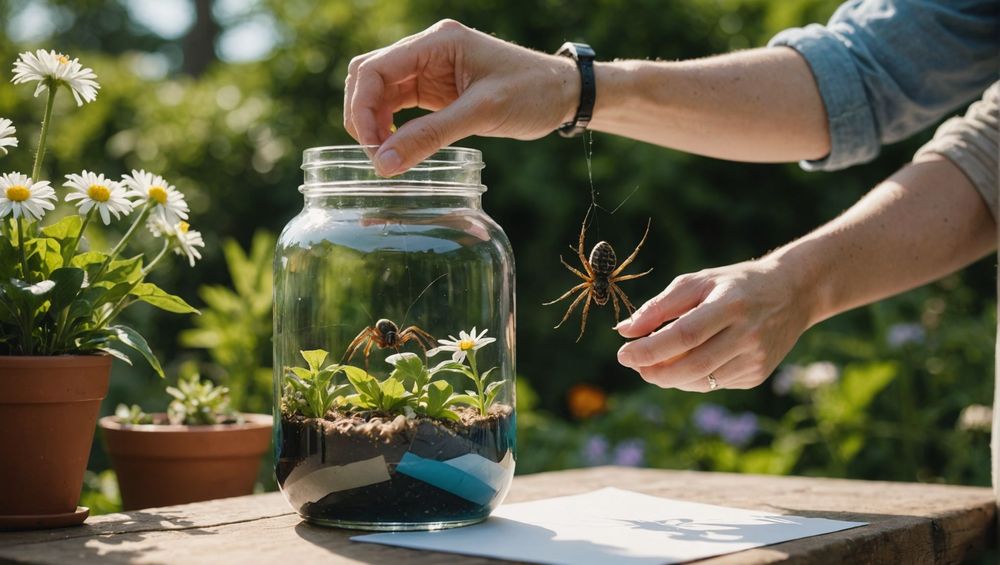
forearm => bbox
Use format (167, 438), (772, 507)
(772, 156), (996, 327)
(588, 47), (829, 163)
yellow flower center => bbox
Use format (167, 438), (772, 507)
(57, 55), (69, 65)
(459, 339), (475, 351)
(178, 221), (190, 234)
(148, 186), (168, 205)
(5, 185), (30, 202)
(87, 184), (110, 202)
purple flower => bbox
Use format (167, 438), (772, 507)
(887, 323), (925, 349)
(581, 435), (609, 466)
(612, 439), (646, 467)
(719, 412), (758, 447)
(692, 403), (727, 434)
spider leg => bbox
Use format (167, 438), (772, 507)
(560, 255), (590, 281)
(610, 285), (623, 324)
(553, 288), (590, 329)
(576, 214), (595, 278)
(612, 283), (638, 314)
(362, 338), (375, 373)
(610, 218), (651, 277)
(543, 281), (590, 305)
(575, 291), (594, 342)
(399, 327), (433, 356)
(610, 267), (653, 283)
(342, 327), (373, 362)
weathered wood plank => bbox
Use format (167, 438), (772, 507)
(0, 467), (994, 564)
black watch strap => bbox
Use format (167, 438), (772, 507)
(556, 42), (596, 138)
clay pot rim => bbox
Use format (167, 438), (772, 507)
(0, 354), (112, 368)
(99, 413), (272, 433)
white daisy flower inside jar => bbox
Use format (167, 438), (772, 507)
(273, 146), (516, 531)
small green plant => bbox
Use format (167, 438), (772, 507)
(282, 349), (353, 418)
(281, 327), (505, 421)
(166, 373), (240, 425)
(114, 403), (152, 425)
(427, 327), (504, 417)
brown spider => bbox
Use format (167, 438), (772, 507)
(544, 216), (652, 342)
(343, 318), (436, 365)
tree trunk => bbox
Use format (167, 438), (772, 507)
(182, 0), (219, 77)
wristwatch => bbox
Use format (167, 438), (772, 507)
(555, 42), (596, 138)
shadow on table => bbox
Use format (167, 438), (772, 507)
(0, 508), (216, 564)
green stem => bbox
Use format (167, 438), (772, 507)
(63, 208), (94, 265)
(141, 240), (171, 276)
(31, 86), (57, 183)
(468, 350), (486, 416)
(17, 217), (30, 283)
(94, 203), (152, 280)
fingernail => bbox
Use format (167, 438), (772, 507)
(617, 347), (633, 367)
(375, 149), (401, 176)
(614, 317), (632, 330)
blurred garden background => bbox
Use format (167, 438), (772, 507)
(0, 0), (994, 514)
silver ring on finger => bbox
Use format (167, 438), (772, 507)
(707, 373), (719, 391)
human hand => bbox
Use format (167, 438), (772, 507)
(344, 19), (579, 176)
(615, 257), (815, 392)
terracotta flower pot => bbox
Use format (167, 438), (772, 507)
(100, 413), (272, 510)
(0, 355), (112, 530)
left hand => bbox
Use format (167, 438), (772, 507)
(615, 257), (814, 392)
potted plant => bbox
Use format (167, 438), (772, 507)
(0, 49), (202, 530)
(100, 373), (272, 510)
(276, 327), (515, 529)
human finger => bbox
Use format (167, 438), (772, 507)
(371, 83), (498, 176)
(672, 354), (747, 392)
(350, 20), (467, 149)
(616, 273), (711, 338)
(633, 327), (743, 388)
(343, 49), (382, 144)
(617, 298), (730, 369)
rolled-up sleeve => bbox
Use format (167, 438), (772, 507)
(915, 82), (999, 221)
(769, 0), (999, 172)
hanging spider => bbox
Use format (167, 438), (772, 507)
(343, 319), (436, 365)
(544, 215), (652, 342)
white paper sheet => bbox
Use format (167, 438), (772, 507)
(352, 487), (865, 565)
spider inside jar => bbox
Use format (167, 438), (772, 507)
(544, 214), (652, 342)
(343, 318), (436, 366)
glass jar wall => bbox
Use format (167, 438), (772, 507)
(273, 146), (516, 531)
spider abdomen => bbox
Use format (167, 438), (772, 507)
(589, 241), (617, 276)
(590, 242), (617, 305)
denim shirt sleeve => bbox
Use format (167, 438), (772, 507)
(768, 0), (1000, 172)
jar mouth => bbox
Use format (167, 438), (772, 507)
(300, 145), (485, 195)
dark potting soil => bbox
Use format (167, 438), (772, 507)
(276, 404), (515, 526)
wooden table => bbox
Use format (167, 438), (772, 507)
(0, 466), (995, 564)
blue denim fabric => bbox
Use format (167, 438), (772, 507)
(768, 0), (999, 171)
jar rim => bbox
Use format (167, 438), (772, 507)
(300, 145), (485, 195)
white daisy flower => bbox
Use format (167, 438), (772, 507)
(427, 327), (496, 363)
(172, 221), (204, 267)
(0, 172), (56, 222)
(122, 169), (189, 225)
(146, 217), (204, 267)
(0, 118), (17, 156)
(11, 49), (100, 106)
(63, 170), (134, 225)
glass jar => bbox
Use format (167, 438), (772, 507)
(273, 146), (516, 531)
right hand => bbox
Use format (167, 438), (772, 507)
(344, 19), (579, 176)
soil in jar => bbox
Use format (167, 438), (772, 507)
(276, 404), (515, 527)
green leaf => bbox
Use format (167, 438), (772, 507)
(300, 349), (329, 372)
(41, 215), (83, 241)
(9, 277), (56, 298)
(47, 267), (86, 314)
(130, 282), (200, 314)
(25, 237), (63, 274)
(449, 394), (480, 407)
(344, 366), (381, 403)
(425, 380), (454, 415)
(288, 366), (313, 381)
(108, 324), (164, 377)
(71, 251), (108, 269)
(97, 346), (132, 365)
(103, 255), (144, 285)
